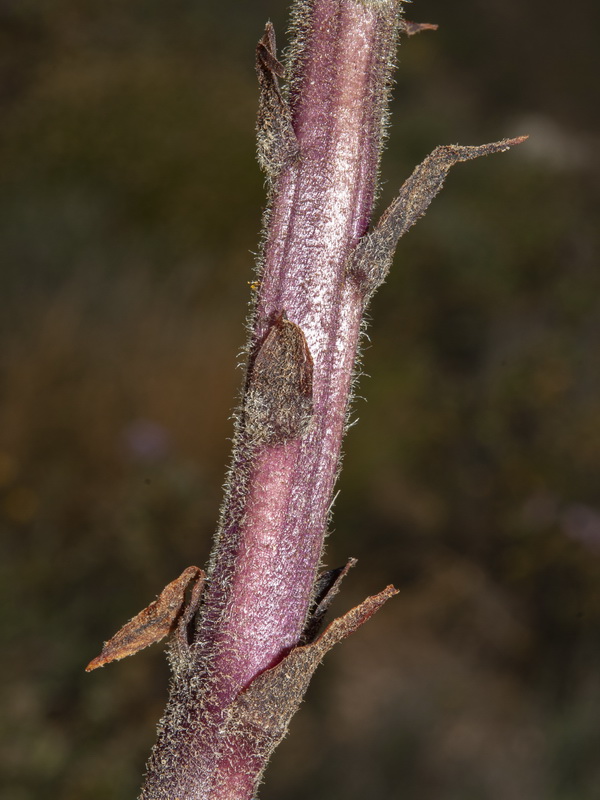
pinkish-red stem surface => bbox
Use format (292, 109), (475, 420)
(139, 2), (402, 798)
(198, 0), (396, 702)
(196, 0), (397, 793)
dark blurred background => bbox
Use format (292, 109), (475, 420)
(1, 0), (599, 798)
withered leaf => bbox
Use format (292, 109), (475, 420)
(244, 312), (314, 445)
(300, 556), (357, 645)
(223, 584), (398, 766)
(86, 566), (205, 671)
(256, 22), (299, 179)
(350, 136), (528, 299)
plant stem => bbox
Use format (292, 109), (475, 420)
(140, 2), (402, 797)
(198, 0), (401, 704)
(124, 1), (525, 797)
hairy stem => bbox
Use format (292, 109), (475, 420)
(88, 1), (527, 797)
(140, 3), (402, 797)
(200, 0), (400, 704)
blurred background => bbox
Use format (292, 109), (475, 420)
(1, 0), (599, 798)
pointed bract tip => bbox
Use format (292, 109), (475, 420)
(501, 134), (529, 148)
(477, 135), (529, 153)
(448, 135), (530, 163)
(403, 21), (439, 36)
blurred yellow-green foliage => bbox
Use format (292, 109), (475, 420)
(1, 1), (599, 798)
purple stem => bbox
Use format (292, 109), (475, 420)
(140, 2), (401, 797)
(197, 0), (398, 700)
(137, 2), (526, 797)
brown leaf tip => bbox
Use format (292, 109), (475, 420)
(504, 135), (529, 147)
(403, 21), (439, 36)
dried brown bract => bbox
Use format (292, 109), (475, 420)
(86, 566), (205, 671)
(244, 313), (314, 446)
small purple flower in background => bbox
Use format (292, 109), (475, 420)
(561, 504), (600, 554)
(122, 419), (171, 463)
(520, 491), (559, 529)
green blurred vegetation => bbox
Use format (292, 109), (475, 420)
(1, 1), (599, 798)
